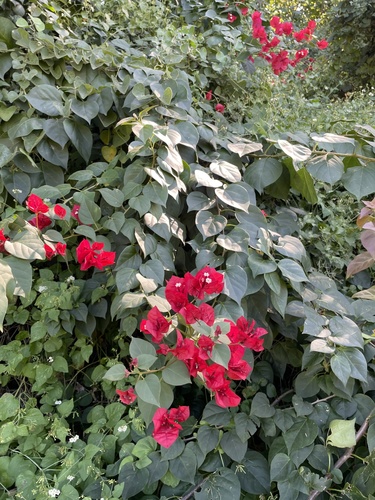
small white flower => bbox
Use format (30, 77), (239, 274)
(205, 277), (212, 284)
(12, 188), (22, 194)
(44, 198), (50, 202)
(66, 276), (75, 283)
(48, 488), (61, 498)
(48, 357), (54, 363)
(54, 400), (62, 405)
(38, 285), (48, 293)
(69, 435), (79, 443)
(118, 425), (128, 433)
(67, 475), (74, 481)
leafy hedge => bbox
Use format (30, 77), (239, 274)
(0, 1), (375, 499)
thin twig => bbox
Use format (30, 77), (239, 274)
(307, 409), (375, 500)
(180, 476), (210, 500)
(271, 389), (294, 407)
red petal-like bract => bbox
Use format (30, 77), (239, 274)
(116, 388), (137, 405)
(140, 306), (171, 343)
(152, 406), (189, 448)
(26, 194), (49, 214)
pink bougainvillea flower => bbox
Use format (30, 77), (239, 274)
(227, 344), (252, 380)
(317, 39), (329, 50)
(44, 244), (56, 260)
(214, 380), (241, 407)
(0, 230), (8, 253)
(280, 22), (293, 35)
(227, 13), (237, 23)
(169, 330), (196, 361)
(269, 50), (291, 75)
(202, 363), (226, 390)
(76, 239), (115, 271)
(179, 303), (202, 324)
(184, 347), (207, 377)
(140, 306), (171, 343)
(53, 205), (67, 219)
(295, 48), (309, 61)
(116, 388), (137, 405)
(205, 90), (213, 100)
(56, 242), (67, 256)
(215, 103), (225, 113)
(198, 303), (215, 326)
(197, 335), (215, 361)
(165, 276), (189, 312)
(26, 194), (49, 214)
(29, 214), (52, 230)
(240, 7), (249, 16)
(152, 406), (190, 448)
(262, 36), (280, 53)
(185, 266), (224, 300)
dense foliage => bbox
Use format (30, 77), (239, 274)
(0, 1), (375, 499)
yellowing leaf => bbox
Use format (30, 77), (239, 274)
(102, 145), (117, 162)
(327, 419), (356, 448)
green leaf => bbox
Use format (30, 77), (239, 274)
(132, 436), (157, 459)
(129, 338), (156, 359)
(278, 139), (311, 162)
(196, 211), (227, 241)
(162, 360), (191, 386)
(270, 280), (288, 317)
(248, 252), (277, 277)
(99, 188), (125, 208)
(217, 227), (249, 253)
(139, 260), (165, 285)
(327, 419), (356, 447)
(270, 453), (295, 482)
(202, 402), (232, 426)
(250, 393), (275, 418)
(0, 144), (14, 169)
(278, 259), (308, 282)
(244, 158), (283, 193)
(336, 348), (368, 383)
(4, 230), (45, 260)
(210, 344), (231, 369)
(331, 354), (351, 385)
(222, 265), (248, 305)
(6, 257), (32, 297)
(36, 139), (68, 169)
(342, 165), (375, 199)
(196, 468), (241, 500)
(227, 141), (263, 156)
(329, 316), (364, 349)
(136, 374), (161, 406)
(115, 267), (139, 294)
(187, 192), (214, 212)
(0, 394), (20, 421)
(103, 364), (126, 381)
(71, 96), (99, 124)
(235, 452), (270, 494)
(215, 184), (250, 212)
(306, 155), (344, 184)
(221, 430), (247, 461)
(197, 426), (220, 455)
(292, 167), (318, 203)
(283, 418), (318, 455)
(26, 85), (64, 116)
(63, 119), (93, 163)
(169, 448), (197, 484)
(274, 235), (306, 261)
(210, 160), (241, 183)
(119, 462), (149, 498)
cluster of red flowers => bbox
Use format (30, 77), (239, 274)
(152, 406), (190, 448)
(76, 239), (116, 271)
(205, 8), (329, 109)
(117, 267), (267, 447)
(0, 194), (116, 272)
(251, 11), (328, 75)
(25, 193), (67, 230)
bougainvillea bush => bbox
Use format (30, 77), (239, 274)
(0, 0), (375, 499)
